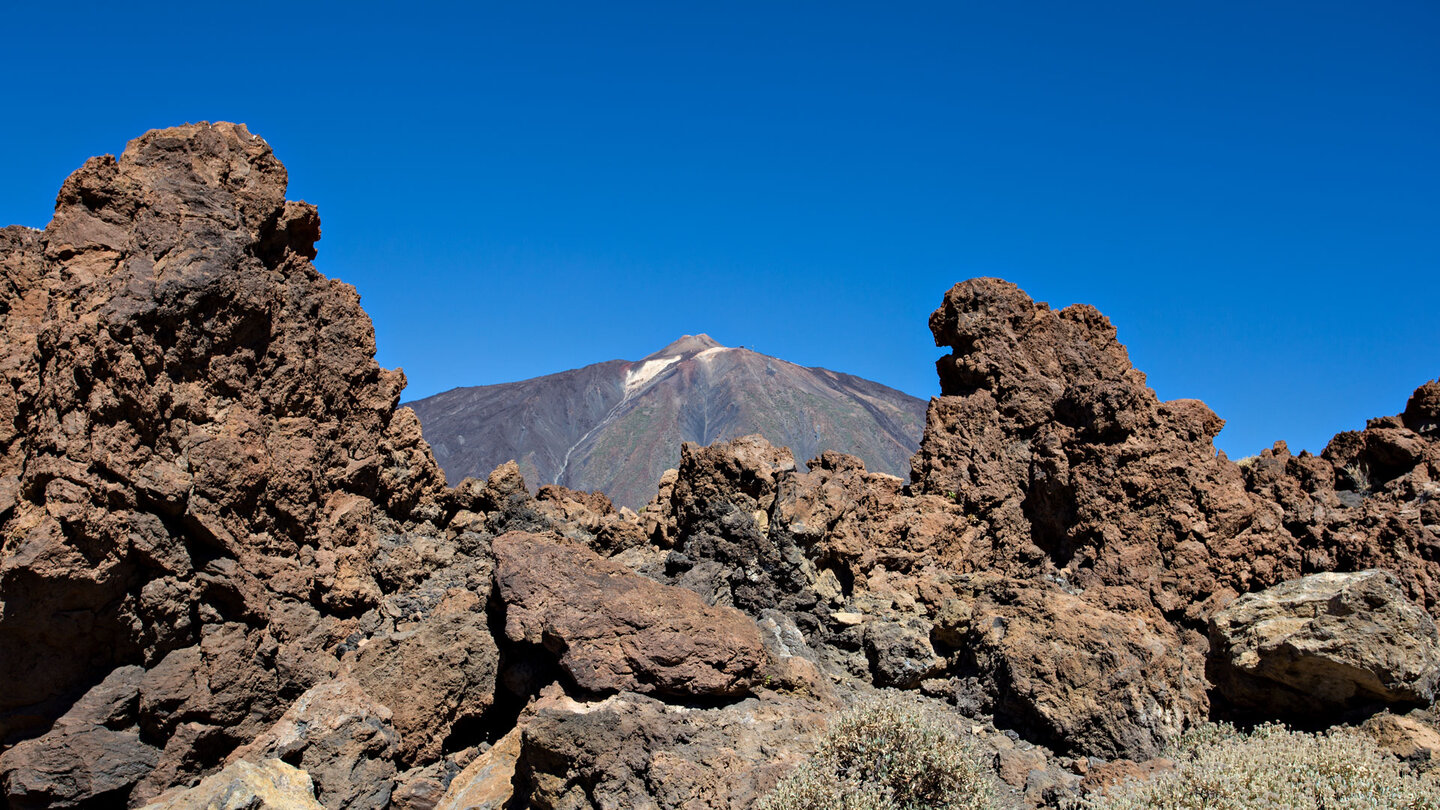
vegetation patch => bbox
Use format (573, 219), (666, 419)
(758, 695), (996, 810)
(1074, 722), (1440, 810)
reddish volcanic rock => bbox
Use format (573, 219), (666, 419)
(3, 123), (1437, 810)
(911, 278), (1296, 624)
(934, 576), (1208, 759)
(492, 531), (768, 698)
(1243, 383), (1440, 615)
(0, 124), (459, 805)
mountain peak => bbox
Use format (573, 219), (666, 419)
(646, 333), (725, 360)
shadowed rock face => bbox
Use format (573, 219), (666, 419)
(407, 334), (928, 509)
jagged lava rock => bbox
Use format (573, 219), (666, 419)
(911, 278), (1294, 622)
(1209, 570), (1440, 715)
(492, 531), (768, 698)
(646, 433), (1206, 761)
(1243, 380), (1440, 614)
(0, 123), (455, 805)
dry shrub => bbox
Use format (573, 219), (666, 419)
(1076, 722), (1440, 810)
(758, 695), (995, 810)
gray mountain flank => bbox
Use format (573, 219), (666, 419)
(406, 335), (928, 509)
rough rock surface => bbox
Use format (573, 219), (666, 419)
(0, 124), (461, 807)
(4, 126), (1439, 810)
(0, 666), (156, 809)
(511, 690), (829, 810)
(348, 584), (497, 766)
(432, 728), (522, 810)
(936, 576), (1207, 759)
(139, 759), (324, 810)
(493, 531), (768, 699)
(1209, 570), (1440, 716)
(1242, 381), (1440, 614)
(911, 278), (1294, 625)
(643, 434), (1206, 761)
(227, 677), (398, 810)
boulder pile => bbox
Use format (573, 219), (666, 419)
(0, 124), (1436, 808)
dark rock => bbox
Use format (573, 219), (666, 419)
(0, 122), (450, 802)
(935, 576), (1207, 760)
(912, 278), (1293, 625)
(0, 667), (157, 808)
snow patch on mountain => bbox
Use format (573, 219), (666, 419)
(626, 357), (680, 394)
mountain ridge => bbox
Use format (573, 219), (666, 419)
(407, 336), (927, 508)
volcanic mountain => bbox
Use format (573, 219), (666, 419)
(406, 334), (927, 508)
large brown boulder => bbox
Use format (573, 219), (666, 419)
(934, 576), (1208, 760)
(512, 691), (827, 810)
(348, 584), (498, 766)
(492, 531), (768, 698)
(1209, 570), (1440, 716)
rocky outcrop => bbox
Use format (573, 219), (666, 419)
(911, 278), (1294, 625)
(1242, 381), (1440, 615)
(139, 759), (324, 810)
(3, 124), (1437, 810)
(1209, 570), (1440, 716)
(493, 531), (768, 699)
(0, 123), (461, 807)
(226, 678), (398, 810)
(642, 434), (1206, 760)
(512, 690), (828, 810)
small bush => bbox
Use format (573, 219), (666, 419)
(1075, 722), (1440, 810)
(758, 695), (995, 810)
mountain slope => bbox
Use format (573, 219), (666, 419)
(407, 335), (927, 508)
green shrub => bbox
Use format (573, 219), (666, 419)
(1075, 722), (1440, 810)
(758, 695), (995, 810)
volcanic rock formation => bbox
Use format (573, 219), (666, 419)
(406, 333), (927, 509)
(0, 124), (1437, 810)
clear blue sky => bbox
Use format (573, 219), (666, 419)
(2, 2), (1436, 458)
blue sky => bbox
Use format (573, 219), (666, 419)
(2, 2), (1435, 458)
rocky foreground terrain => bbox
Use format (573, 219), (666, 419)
(406, 333), (926, 510)
(0, 123), (1436, 809)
